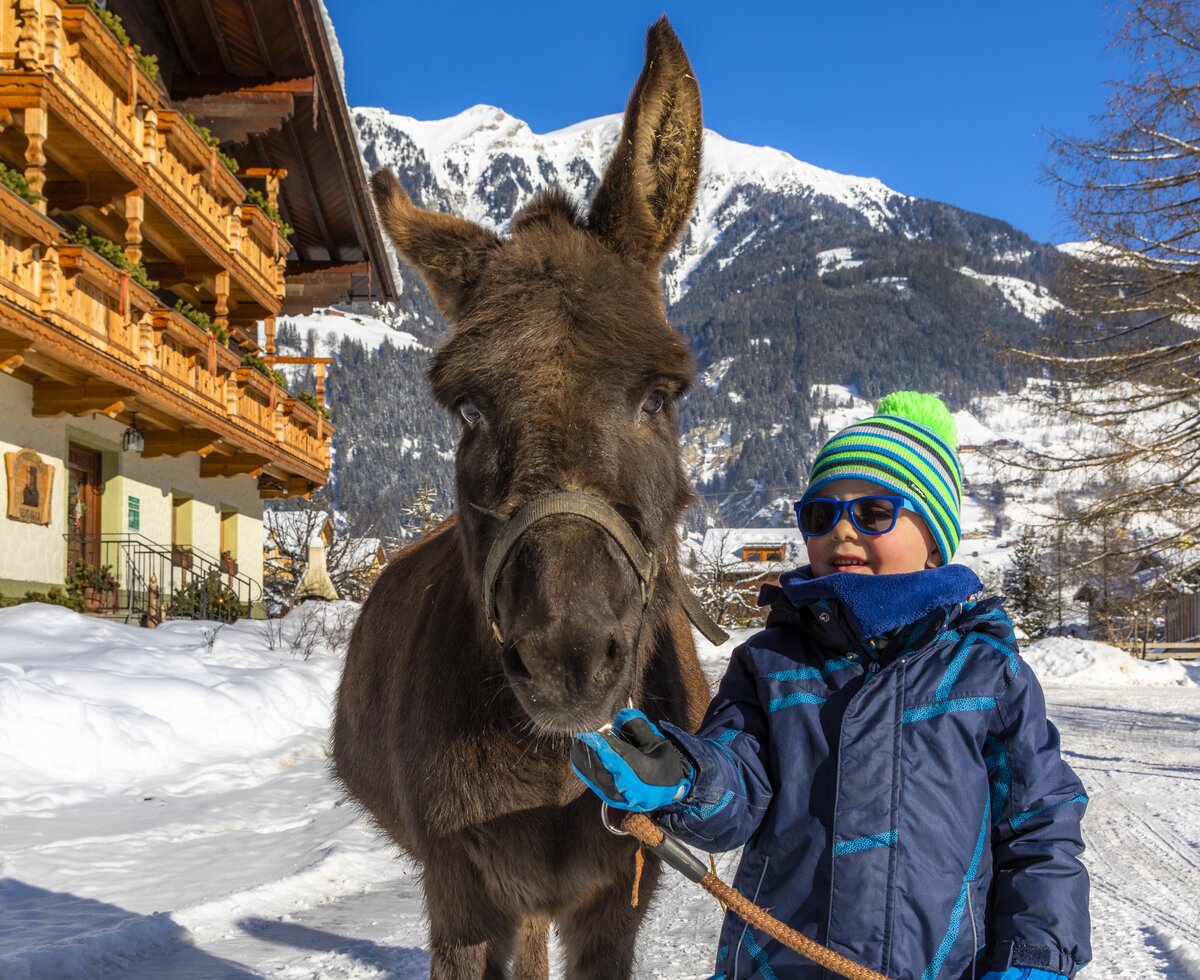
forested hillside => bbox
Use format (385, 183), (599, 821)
(282, 107), (1064, 538)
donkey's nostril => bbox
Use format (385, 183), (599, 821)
(503, 643), (531, 681)
(605, 635), (623, 664)
(594, 636), (624, 683)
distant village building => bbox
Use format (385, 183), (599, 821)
(0, 1), (394, 619)
(263, 508), (388, 609)
(693, 528), (806, 623)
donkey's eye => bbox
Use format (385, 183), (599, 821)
(641, 391), (666, 418)
(459, 401), (483, 427)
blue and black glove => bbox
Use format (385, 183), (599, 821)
(981, 970), (1069, 980)
(571, 708), (693, 812)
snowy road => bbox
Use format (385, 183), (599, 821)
(1049, 689), (1200, 978)
(2, 608), (1199, 978)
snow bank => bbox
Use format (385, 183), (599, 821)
(1024, 636), (1197, 688)
(695, 628), (1199, 692)
(0, 604), (356, 816)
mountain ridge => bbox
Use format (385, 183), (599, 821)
(279, 104), (1064, 537)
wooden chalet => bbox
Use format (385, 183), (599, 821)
(696, 527), (806, 621)
(0, 0), (394, 618)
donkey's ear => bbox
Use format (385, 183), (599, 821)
(586, 17), (702, 270)
(370, 169), (501, 320)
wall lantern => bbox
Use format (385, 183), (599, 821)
(121, 415), (144, 454)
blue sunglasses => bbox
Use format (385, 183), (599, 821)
(794, 495), (915, 537)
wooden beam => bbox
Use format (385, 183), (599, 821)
(175, 91), (297, 144)
(0, 339), (32, 370)
(281, 123), (338, 259)
(33, 381), (129, 417)
(286, 476), (315, 497)
(43, 175), (134, 211)
(141, 429), (222, 459)
(242, 2), (276, 76)
(122, 402), (182, 433)
(287, 260), (369, 283)
(280, 282), (353, 316)
(197, 0), (235, 74)
(18, 350), (86, 386)
(171, 76), (315, 97)
(157, 2), (201, 75)
(143, 261), (188, 286)
(200, 453), (269, 479)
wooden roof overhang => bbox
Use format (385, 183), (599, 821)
(108, 0), (396, 315)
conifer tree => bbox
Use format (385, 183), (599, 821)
(1003, 532), (1051, 639)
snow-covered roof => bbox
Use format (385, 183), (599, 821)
(264, 510), (333, 549)
(335, 537), (387, 571)
(699, 527), (806, 574)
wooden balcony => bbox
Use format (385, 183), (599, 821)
(0, 0), (287, 328)
(0, 182), (331, 495)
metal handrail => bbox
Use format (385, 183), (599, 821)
(64, 532), (260, 623)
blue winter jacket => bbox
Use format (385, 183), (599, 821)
(659, 564), (1090, 980)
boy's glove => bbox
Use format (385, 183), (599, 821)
(981, 970), (1069, 980)
(571, 708), (693, 812)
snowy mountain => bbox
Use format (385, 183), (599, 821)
(354, 104), (911, 304)
(281, 105), (1067, 535)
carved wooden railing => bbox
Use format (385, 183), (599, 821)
(0, 182), (331, 482)
(1, 0), (287, 313)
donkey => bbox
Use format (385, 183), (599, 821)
(333, 19), (714, 980)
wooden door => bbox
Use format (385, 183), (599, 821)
(67, 444), (102, 572)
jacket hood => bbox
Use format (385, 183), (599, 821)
(761, 563), (982, 640)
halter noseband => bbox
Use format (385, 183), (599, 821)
(477, 490), (728, 647)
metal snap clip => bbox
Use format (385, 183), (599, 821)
(600, 802), (629, 837)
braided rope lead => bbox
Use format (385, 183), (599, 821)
(621, 813), (891, 980)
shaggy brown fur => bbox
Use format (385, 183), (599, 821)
(333, 19), (710, 980)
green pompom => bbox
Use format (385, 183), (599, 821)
(876, 391), (957, 448)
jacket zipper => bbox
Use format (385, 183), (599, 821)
(826, 652), (907, 970)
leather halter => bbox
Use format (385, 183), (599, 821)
(477, 490), (729, 647)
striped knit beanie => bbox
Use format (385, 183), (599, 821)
(801, 391), (963, 565)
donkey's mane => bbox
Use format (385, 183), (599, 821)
(510, 188), (586, 235)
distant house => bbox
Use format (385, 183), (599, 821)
(263, 508), (387, 605)
(1166, 593), (1200, 642)
(263, 508), (334, 606)
(693, 527), (806, 617)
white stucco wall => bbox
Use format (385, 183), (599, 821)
(0, 373), (264, 597)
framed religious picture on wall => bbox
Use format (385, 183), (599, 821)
(5, 449), (54, 525)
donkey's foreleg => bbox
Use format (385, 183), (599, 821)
(559, 859), (661, 980)
(429, 939), (488, 980)
(425, 867), (515, 980)
(513, 916), (549, 980)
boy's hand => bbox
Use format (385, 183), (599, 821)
(571, 708), (693, 812)
(981, 970), (1068, 980)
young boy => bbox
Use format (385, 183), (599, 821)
(572, 392), (1090, 980)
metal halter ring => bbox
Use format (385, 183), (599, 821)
(600, 802), (629, 837)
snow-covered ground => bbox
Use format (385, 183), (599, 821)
(1, 607), (1198, 978)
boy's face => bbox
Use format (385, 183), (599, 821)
(804, 478), (940, 577)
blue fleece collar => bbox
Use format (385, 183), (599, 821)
(775, 564), (982, 640)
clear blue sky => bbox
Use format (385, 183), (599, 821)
(324, 1), (1125, 244)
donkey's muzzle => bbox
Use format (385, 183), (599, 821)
(503, 625), (631, 732)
